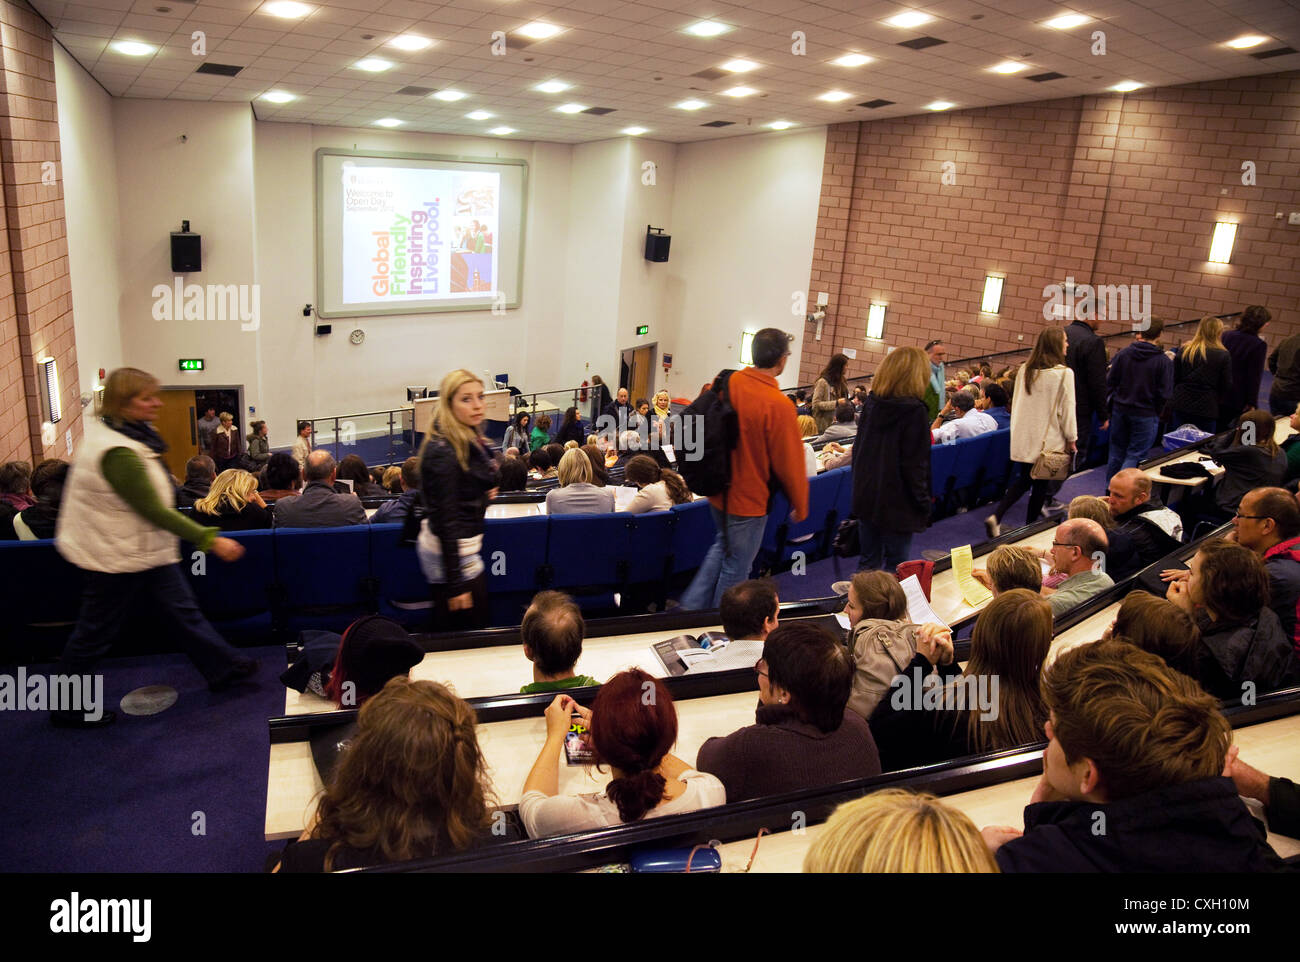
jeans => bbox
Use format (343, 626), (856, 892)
(678, 507), (769, 610)
(1107, 412), (1160, 482)
(60, 564), (246, 684)
(993, 461), (1050, 527)
(857, 521), (913, 573)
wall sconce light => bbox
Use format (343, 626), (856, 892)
(1208, 222), (1236, 264)
(39, 356), (60, 424)
(866, 302), (887, 339)
(981, 275), (1005, 314)
(739, 330), (754, 365)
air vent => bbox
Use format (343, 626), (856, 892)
(700, 120), (733, 127)
(690, 67), (727, 80)
(195, 62), (243, 76)
(1251, 46), (1297, 59)
(858, 98), (895, 108)
(1026, 71), (1066, 82)
(896, 36), (946, 50)
(396, 85), (434, 96)
(581, 106), (615, 115)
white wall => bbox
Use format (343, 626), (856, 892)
(54, 43), (123, 397)
(661, 128), (828, 396)
(92, 95), (828, 449)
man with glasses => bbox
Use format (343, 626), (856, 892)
(1228, 487), (1300, 655)
(1043, 518), (1114, 617)
(1104, 468), (1184, 578)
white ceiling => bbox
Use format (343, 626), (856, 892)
(34, 0), (1300, 143)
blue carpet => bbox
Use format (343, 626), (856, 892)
(0, 647), (284, 872)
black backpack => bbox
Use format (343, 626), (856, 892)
(677, 370), (739, 497)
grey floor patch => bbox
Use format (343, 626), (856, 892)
(120, 686), (179, 716)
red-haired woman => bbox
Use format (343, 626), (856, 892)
(518, 669), (726, 837)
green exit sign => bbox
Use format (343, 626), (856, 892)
(178, 358), (205, 372)
(636, 325), (649, 336)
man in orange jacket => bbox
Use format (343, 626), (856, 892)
(680, 328), (810, 609)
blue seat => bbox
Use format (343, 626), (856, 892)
(0, 539), (84, 633)
(368, 522), (432, 625)
(624, 510), (676, 587)
(948, 432), (994, 507)
(183, 527), (277, 634)
(757, 469), (843, 573)
(829, 464), (853, 528)
(546, 513), (630, 594)
(483, 514), (550, 624)
(753, 490), (792, 576)
(977, 429), (1012, 501)
(670, 499), (715, 576)
(274, 525), (376, 632)
(929, 442), (959, 510)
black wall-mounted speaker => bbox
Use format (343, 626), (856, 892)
(171, 231), (202, 272)
(644, 228), (670, 262)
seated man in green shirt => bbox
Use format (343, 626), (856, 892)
(520, 591), (599, 694)
(1043, 518), (1115, 618)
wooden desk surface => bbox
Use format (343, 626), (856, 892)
(927, 526), (1057, 626)
(1045, 601), (1122, 666)
(1144, 416), (1291, 488)
(266, 689), (759, 841)
(283, 621), (732, 715)
(712, 713), (1300, 873)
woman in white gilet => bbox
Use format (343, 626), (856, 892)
(54, 368), (256, 727)
(985, 328), (1077, 537)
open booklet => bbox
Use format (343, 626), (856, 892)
(835, 574), (949, 632)
(652, 632), (764, 676)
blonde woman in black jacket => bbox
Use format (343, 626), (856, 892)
(417, 369), (501, 631)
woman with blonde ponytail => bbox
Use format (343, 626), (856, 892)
(416, 369), (500, 631)
(518, 670), (726, 837)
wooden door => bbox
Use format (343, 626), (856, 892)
(629, 346), (653, 404)
(157, 390), (198, 481)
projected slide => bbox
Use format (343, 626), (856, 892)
(317, 150), (526, 318)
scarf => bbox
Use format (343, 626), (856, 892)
(653, 399), (671, 419)
(105, 417), (167, 454)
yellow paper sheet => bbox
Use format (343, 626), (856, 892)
(951, 544), (993, 608)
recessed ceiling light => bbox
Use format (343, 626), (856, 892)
(259, 90), (295, 103)
(556, 103), (587, 113)
(675, 99), (708, 110)
(517, 22), (561, 39)
(1044, 13), (1091, 29)
(991, 61), (1028, 74)
(1227, 35), (1268, 49)
(261, 0), (311, 18)
(723, 86), (757, 97)
(489, 126), (515, 135)
(1111, 80), (1143, 92)
(721, 59), (758, 72)
(465, 110), (494, 120)
(111, 40), (155, 56)
(685, 20), (730, 37)
(353, 58), (392, 72)
(433, 89), (467, 101)
(622, 126), (648, 135)
(885, 11), (934, 28)
(767, 120), (796, 130)
(818, 90), (853, 102)
(925, 100), (955, 110)
(388, 34), (432, 51)
(533, 80), (571, 94)
(374, 118), (403, 127)
(832, 53), (873, 67)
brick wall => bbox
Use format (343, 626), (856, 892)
(803, 71), (1300, 381)
(0, 0), (78, 469)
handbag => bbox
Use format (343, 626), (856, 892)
(1030, 370), (1072, 481)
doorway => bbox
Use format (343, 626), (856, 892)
(156, 386), (243, 480)
(620, 343), (656, 406)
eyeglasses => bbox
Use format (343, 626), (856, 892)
(1233, 512), (1268, 520)
(1051, 541), (1080, 550)
(753, 659), (768, 679)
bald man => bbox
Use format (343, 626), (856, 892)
(1043, 518), (1114, 617)
(271, 450), (366, 528)
(1104, 468), (1184, 578)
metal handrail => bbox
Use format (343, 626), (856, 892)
(800, 313), (1223, 392)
